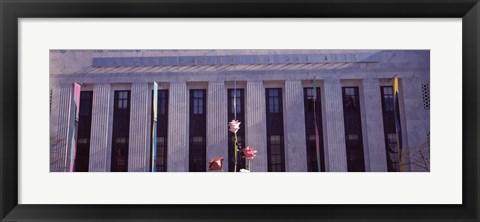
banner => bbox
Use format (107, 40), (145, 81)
(393, 77), (404, 172)
(69, 82), (81, 172)
(151, 81), (158, 172)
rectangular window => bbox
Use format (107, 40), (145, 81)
(189, 89), (207, 172)
(303, 87), (325, 172)
(74, 91), (93, 172)
(265, 88), (285, 172)
(227, 89), (246, 172)
(151, 90), (168, 172)
(267, 89), (280, 113)
(382, 87), (394, 112)
(192, 90), (205, 115)
(111, 90), (131, 172)
(381, 86), (400, 172)
(342, 87), (365, 172)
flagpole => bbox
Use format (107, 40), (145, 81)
(313, 77), (321, 172)
(233, 79), (239, 172)
(234, 78), (237, 120)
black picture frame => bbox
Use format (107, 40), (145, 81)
(1, 0), (478, 221)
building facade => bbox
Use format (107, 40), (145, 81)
(50, 50), (430, 172)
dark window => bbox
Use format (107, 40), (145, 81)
(227, 89), (246, 172)
(192, 90), (205, 115)
(151, 90), (168, 172)
(342, 87), (365, 172)
(303, 88), (325, 172)
(154, 137), (167, 171)
(381, 86), (400, 172)
(111, 90), (131, 172)
(265, 88), (285, 172)
(267, 89), (280, 113)
(74, 91), (93, 172)
(189, 89), (206, 172)
(382, 87), (394, 112)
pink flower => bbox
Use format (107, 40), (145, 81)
(228, 119), (241, 134)
(208, 157), (224, 171)
(242, 146), (257, 160)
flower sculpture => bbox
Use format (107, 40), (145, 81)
(228, 119), (241, 134)
(242, 146), (257, 160)
(227, 85), (257, 172)
(208, 157), (224, 171)
(228, 119), (242, 172)
(241, 146), (257, 171)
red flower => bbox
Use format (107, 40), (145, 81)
(242, 146), (257, 160)
(208, 157), (224, 171)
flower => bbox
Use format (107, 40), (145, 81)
(240, 169), (250, 172)
(228, 119), (241, 133)
(241, 146), (257, 160)
(208, 157), (224, 171)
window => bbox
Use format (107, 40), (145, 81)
(386, 133), (400, 172)
(189, 89), (206, 172)
(111, 90), (131, 172)
(227, 89), (246, 172)
(303, 87), (325, 172)
(342, 87), (365, 172)
(117, 91), (129, 109)
(381, 86), (400, 172)
(267, 89), (280, 113)
(265, 88), (285, 172)
(344, 87), (359, 112)
(151, 90), (168, 172)
(74, 91), (93, 172)
(192, 90), (205, 115)
(382, 87), (394, 111)
(153, 137), (167, 171)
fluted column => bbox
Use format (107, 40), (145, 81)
(206, 82), (228, 171)
(284, 81), (307, 172)
(88, 83), (111, 172)
(245, 81), (268, 172)
(323, 79), (348, 172)
(167, 82), (189, 172)
(361, 79), (387, 171)
(128, 83), (150, 172)
(50, 84), (74, 172)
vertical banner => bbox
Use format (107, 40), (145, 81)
(393, 77), (404, 172)
(313, 79), (321, 172)
(151, 81), (158, 172)
(69, 82), (81, 172)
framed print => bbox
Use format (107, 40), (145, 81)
(1, 0), (479, 221)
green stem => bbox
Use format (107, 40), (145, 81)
(234, 132), (238, 172)
(248, 159), (251, 171)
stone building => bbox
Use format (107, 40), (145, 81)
(49, 50), (430, 172)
